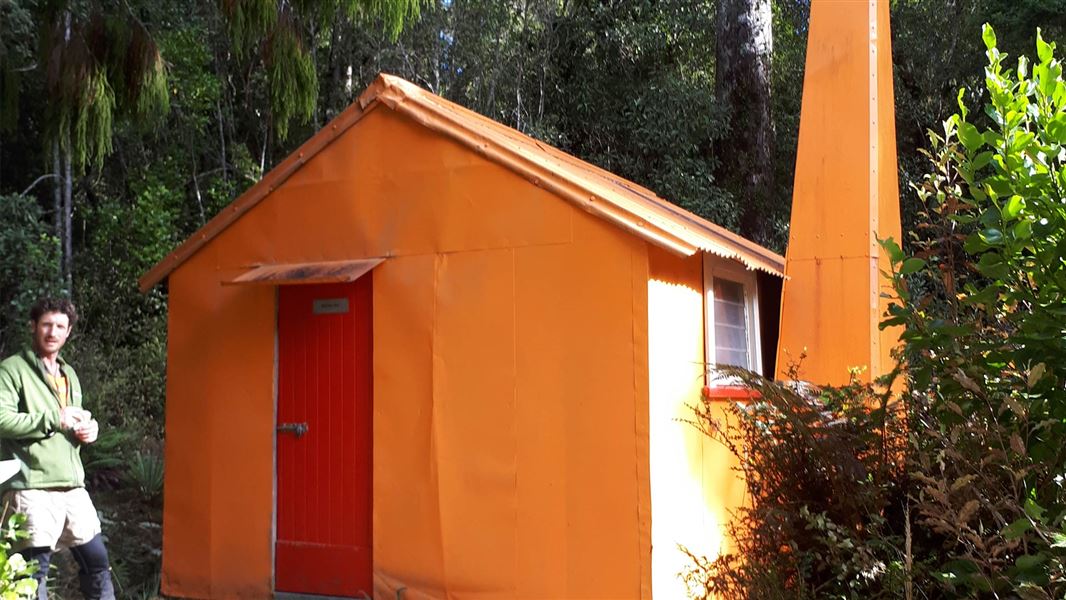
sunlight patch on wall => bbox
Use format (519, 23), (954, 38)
(648, 278), (725, 599)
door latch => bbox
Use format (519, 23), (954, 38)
(276, 422), (309, 437)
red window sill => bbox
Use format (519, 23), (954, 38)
(701, 385), (762, 400)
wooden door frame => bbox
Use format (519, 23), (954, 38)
(271, 284), (280, 596)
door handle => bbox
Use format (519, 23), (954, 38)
(277, 422), (309, 438)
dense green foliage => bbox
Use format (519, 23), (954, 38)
(0, 194), (58, 358)
(691, 25), (1066, 598)
(892, 0), (1066, 234)
(893, 24), (1066, 596)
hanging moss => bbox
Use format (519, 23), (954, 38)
(345, 0), (424, 40)
(51, 63), (116, 171)
(134, 53), (170, 124)
(41, 10), (170, 173)
(268, 15), (317, 141)
(80, 68), (116, 167)
(219, 0), (278, 58)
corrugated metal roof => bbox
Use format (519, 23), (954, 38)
(140, 73), (783, 292)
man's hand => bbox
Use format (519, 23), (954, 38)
(59, 406), (89, 431)
(73, 419), (98, 444)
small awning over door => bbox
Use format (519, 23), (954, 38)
(224, 258), (385, 286)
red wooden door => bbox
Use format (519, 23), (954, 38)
(276, 278), (373, 596)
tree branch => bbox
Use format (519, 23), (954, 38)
(20, 174), (58, 197)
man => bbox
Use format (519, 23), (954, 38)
(0, 298), (114, 600)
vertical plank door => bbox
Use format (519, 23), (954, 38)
(276, 278), (372, 596)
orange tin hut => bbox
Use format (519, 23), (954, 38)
(141, 0), (903, 595)
(140, 73), (784, 599)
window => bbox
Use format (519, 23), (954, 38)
(704, 255), (762, 378)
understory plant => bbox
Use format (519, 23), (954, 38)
(126, 449), (165, 503)
(683, 368), (910, 599)
(0, 514), (38, 599)
(686, 25), (1066, 599)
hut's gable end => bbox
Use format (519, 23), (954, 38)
(198, 107), (575, 276)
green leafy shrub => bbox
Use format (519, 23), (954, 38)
(882, 24), (1066, 597)
(0, 194), (60, 357)
(0, 514), (38, 599)
(64, 336), (166, 441)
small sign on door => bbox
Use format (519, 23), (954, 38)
(312, 298), (349, 314)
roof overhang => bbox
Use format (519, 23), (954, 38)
(223, 259), (384, 286)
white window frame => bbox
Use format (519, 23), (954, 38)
(703, 254), (763, 382)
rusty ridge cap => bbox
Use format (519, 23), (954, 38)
(374, 75), (785, 276)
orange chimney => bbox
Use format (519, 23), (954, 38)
(776, 0), (902, 385)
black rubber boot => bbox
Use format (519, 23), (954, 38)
(70, 535), (116, 600)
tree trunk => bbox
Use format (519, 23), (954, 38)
(52, 141), (63, 285)
(715, 0), (774, 244)
(62, 147), (72, 293)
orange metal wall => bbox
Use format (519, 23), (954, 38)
(776, 0), (902, 385)
(161, 106), (656, 598)
(163, 247), (277, 597)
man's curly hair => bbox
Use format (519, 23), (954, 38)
(29, 297), (78, 328)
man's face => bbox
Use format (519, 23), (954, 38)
(31, 311), (71, 356)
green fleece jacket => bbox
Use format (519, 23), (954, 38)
(0, 349), (85, 489)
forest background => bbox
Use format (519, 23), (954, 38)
(0, 0), (1064, 597)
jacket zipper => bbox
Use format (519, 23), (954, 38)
(29, 353), (81, 485)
